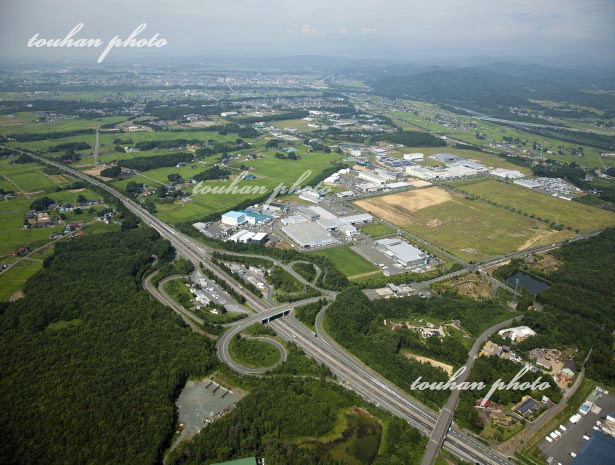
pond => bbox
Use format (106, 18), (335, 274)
(506, 271), (549, 294)
(170, 379), (240, 451)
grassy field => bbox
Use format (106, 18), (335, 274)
(358, 222), (396, 237)
(0, 116), (127, 135)
(354, 187), (575, 262)
(310, 246), (380, 278)
(153, 150), (343, 223)
(270, 119), (316, 132)
(6, 128), (250, 153)
(460, 179), (615, 232)
(387, 105), (612, 168)
(0, 159), (70, 195)
(0, 260), (43, 302)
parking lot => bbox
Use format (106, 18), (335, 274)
(351, 243), (407, 275)
(539, 388), (615, 465)
(192, 272), (247, 313)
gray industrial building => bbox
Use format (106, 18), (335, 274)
(375, 238), (429, 266)
(282, 222), (337, 249)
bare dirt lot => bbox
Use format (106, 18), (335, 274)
(435, 274), (494, 299)
(402, 351), (454, 376)
(354, 187), (452, 221)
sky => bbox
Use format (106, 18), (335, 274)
(0, 0), (613, 65)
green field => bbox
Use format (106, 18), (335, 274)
(358, 222), (396, 237)
(310, 246), (380, 278)
(460, 179), (615, 232)
(387, 105), (612, 168)
(0, 260), (43, 301)
(7, 128), (250, 153)
(0, 116), (127, 135)
(153, 150), (343, 223)
(0, 227), (63, 258)
(354, 187), (576, 262)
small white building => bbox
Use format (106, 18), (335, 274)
(490, 168), (525, 179)
(299, 190), (323, 204)
(338, 223), (358, 237)
(498, 326), (537, 342)
(358, 171), (387, 185)
(403, 152), (424, 161)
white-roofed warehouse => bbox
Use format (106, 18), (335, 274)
(282, 223), (337, 249)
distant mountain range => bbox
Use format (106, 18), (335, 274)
(370, 63), (615, 112)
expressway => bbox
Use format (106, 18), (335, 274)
(420, 315), (523, 465)
(16, 147), (520, 465)
(272, 312), (512, 465)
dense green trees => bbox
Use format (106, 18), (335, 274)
(456, 356), (562, 433)
(0, 228), (218, 465)
(134, 139), (201, 151)
(167, 377), (425, 465)
(192, 166), (230, 181)
(515, 229), (615, 385)
(325, 287), (516, 409)
(48, 141), (91, 152)
(100, 165), (121, 178)
(371, 130), (446, 148)
(295, 299), (327, 328)
(29, 196), (55, 211)
(117, 152), (193, 171)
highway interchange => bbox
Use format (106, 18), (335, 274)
(12, 145), (599, 465)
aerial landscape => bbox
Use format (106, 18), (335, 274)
(1, 1), (614, 465)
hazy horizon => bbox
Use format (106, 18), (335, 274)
(1, 0), (613, 67)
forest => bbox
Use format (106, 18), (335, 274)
(371, 130), (446, 148)
(0, 227), (218, 465)
(325, 287), (516, 409)
(117, 152), (193, 171)
(508, 229), (615, 385)
(167, 377), (426, 465)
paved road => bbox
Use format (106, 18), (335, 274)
(0, 220), (93, 277)
(421, 316), (522, 465)
(142, 270), (213, 338)
(279, 312), (512, 465)
(14, 147), (535, 465)
(157, 275), (206, 325)
(216, 299), (322, 374)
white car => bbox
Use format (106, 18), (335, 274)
(545, 436), (553, 443)
(559, 425), (567, 431)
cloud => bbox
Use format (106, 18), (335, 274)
(301, 24), (319, 37)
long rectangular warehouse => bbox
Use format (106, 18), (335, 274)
(282, 222), (337, 249)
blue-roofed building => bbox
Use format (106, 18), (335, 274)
(571, 432), (615, 465)
(238, 210), (272, 225)
(221, 211), (247, 226)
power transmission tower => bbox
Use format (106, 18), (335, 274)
(513, 278), (519, 306)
